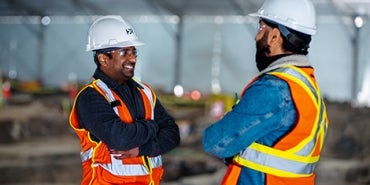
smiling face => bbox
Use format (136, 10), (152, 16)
(98, 46), (137, 85)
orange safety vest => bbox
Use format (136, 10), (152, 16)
(222, 66), (328, 185)
(70, 79), (163, 185)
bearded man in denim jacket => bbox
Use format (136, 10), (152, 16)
(203, 0), (329, 185)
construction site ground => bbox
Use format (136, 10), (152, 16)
(0, 93), (369, 185)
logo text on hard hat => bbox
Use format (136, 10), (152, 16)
(126, 28), (134, 35)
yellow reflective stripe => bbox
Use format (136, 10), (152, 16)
(268, 72), (318, 105)
(270, 72), (318, 153)
(284, 66), (319, 96)
(149, 156), (162, 185)
(318, 117), (327, 151)
(266, 73), (319, 154)
(142, 156), (162, 184)
(248, 143), (320, 163)
(143, 156), (155, 185)
(235, 146), (318, 177)
(270, 66), (320, 104)
(80, 147), (93, 162)
(234, 154), (313, 178)
(269, 66), (323, 154)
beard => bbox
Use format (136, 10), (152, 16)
(255, 32), (272, 72)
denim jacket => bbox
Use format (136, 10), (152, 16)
(202, 55), (312, 185)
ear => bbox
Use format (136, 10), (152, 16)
(97, 53), (108, 66)
(268, 28), (283, 46)
(268, 28), (285, 54)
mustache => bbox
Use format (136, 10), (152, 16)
(256, 39), (270, 54)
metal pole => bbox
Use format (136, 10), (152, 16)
(352, 23), (360, 101)
(38, 22), (45, 84)
(173, 16), (183, 88)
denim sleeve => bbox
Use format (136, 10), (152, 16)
(202, 75), (296, 158)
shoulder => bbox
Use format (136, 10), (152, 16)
(256, 74), (289, 87)
(131, 78), (152, 89)
(75, 86), (105, 106)
(246, 74), (290, 98)
(131, 78), (156, 96)
(236, 74), (292, 114)
(77, 85), (99, 96)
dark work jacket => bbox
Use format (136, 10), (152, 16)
(75, 69), (180, 157)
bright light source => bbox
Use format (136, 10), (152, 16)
(191, 90), (201, 101)
(354, 16), (364, 28)
(169, 16), (179, 24)
(8, 70), (17, 79)
(41, 16), (51, 26)
(211, 79), (221, 94)
(173, 85), (184, 97)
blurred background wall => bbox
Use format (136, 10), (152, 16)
(0, 2), (370, 104)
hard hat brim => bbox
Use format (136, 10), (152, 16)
(86, 40), (145, 52)
(248, 12), (316, 35)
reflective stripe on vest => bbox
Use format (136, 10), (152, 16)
(94, 79), (155, 119)
(141, 82), (155, 119)
(81, 147), (93, 162)
(93, 155), (163, 176)
(95, 79), (120, 115)
(234, 66), (328, 177)
(271, 66), (328, 154)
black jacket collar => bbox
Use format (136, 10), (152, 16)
(92, 68), (143, 90)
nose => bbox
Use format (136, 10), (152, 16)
(127, 55), (137, 63)
(125, 49), (137, 60)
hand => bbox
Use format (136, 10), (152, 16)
(109, 147), (139, 160)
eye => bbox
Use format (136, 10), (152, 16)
(118, 48), (137, 58)
(258, 24), (266, 32)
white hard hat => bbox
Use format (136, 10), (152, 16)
(249, 0), (317, 35)
(86, 15), (144, 51)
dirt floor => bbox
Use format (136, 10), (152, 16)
(0, 93), (369, 185)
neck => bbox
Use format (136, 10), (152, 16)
(258, 54), (310, 74)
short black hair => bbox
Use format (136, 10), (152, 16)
(262, 19), (311, 55)
(92, 47), (120, 66)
